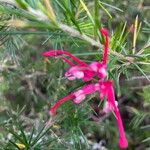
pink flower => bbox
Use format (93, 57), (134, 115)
(65, 65), (95, 81)
(42, 50), (87, 66)
(73, 90), (86, 104)
(49, 93), (74, 116)
(73, 83), (99, 103)
(89, 62), (107, 78)
(65, 66), (84, 80)
(43, 50), (107, 81)
(103, 100), (118, 113)
(49, 84), (98, 115)
(99, 81), (128, 148)
(42, 30), (108, 81)
(43, 28), (128, 148)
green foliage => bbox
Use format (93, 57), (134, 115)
(0, 108), (68, 150)
(0, 0), (150, 149)
(141, 87), (150, 104)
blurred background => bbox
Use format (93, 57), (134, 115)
(0, 0), (150, 149)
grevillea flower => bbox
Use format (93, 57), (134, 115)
(42, 28), (128, 148)
(103, 99), (118, 113)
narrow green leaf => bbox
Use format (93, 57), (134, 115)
(79, 0), (95, 25)
(15, 0), (28, 10)
(98, 1), (112, 19)
(133, 63), (150, 81)
(9, 140), (21, 150)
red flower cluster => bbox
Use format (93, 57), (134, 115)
(42, 28), (128, 148)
